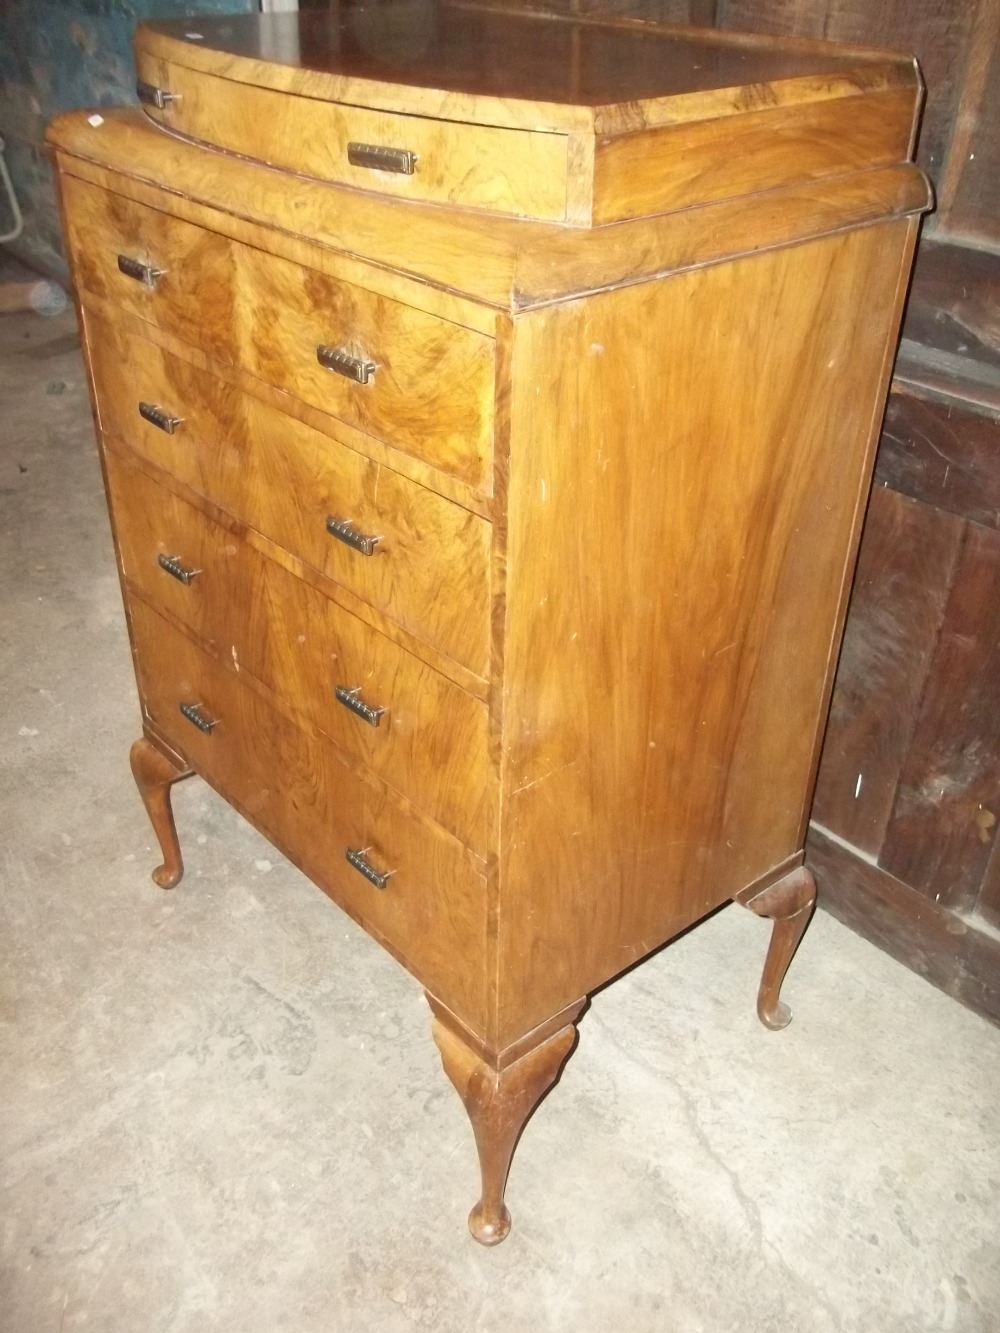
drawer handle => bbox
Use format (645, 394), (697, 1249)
(346, 846), (394, 891)
(179, 701), (218, 734)
(335, 685), (386, 728)
(347, 142), (417, 176)
(317, 345), (377, 385)
(117, 254), (164, 288)
(158, 553), (199, 585)
(136, 80), (178, 110)
(139, 402), (184, 433)
(325, 516), (380, 556)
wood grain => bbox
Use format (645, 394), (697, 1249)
(48, 111), (930, 314)
(876, 392), (1000, 531)
(592, 86), (915, 223)
(811, 485), (964, 855)
(62, 173), (497, 492)
(495, 221), (915, 1043)
(130, 598), (490, 1031)
(879, 520), (1000, 913)
(85, 309), (493, 676)
(138, 54), (571, 222)
(106, 444), (489, 852)
(807, 825), (1000, 1028)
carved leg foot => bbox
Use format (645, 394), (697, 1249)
(736, 864), (816, 1031)
(129, 737), (192, 889)
(429, 997), (585, 1245)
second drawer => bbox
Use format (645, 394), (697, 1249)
(107, 445), (489, 852)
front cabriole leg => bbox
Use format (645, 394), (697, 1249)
(735, 863), (817, 1030)
(428, 995), (586, 1245)
(129, 735), (193, 889)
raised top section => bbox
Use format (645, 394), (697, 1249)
(134, 3), (921, 226)
(140, 4), (902, 127)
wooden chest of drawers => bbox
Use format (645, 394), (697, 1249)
(49, 3), (929, 1244)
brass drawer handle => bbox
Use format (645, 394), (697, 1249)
(179, 701), (217, 734)
(157, 553), (199, 585)
(326, 516), (380, 556)
(136, 80), (178, 110)
(139, 401), (184, 433)
(317, 345), (376, 385)
(335, 685), (385, 728)
(117, 254), (164, 288)
(346, 846), (394, 891)
(347, 142), (417, 176)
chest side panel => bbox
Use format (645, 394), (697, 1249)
(496, 220), (917, 1044)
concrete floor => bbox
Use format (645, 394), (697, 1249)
(2, 289), (999, 1333)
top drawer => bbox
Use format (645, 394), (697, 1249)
(60, 173), (495, 491)
(136, 56), (570, 223)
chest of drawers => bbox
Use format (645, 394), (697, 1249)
(49, 3), (929, 1244)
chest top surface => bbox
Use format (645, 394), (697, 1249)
(132, 3), (921, 227)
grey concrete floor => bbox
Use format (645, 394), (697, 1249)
(2, 292), (999, 1333)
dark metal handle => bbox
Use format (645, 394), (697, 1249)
(317, 345), (376, 385)
(179, 701), (217, 734)
(346, 847), (394, 890)
(158, 553), (199, 585)
(335, 686), (385, 727)
(117, 254), (164, 288)
(326, 516), (380, 556)
(136, 80), (178, 110)
(139, 401), (183, 433)
(347, 142), (417, 176)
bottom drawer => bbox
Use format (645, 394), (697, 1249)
(129, 597), (487, 1029)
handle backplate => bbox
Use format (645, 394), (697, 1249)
(117, 254), (164, 288)
(158, 553), (199, 585)
(326, 516), (380, 556)
(335, 685), (385, 727)
(317, 345), (376, 385)
(139, 401), (183, 433)
(347, 142), (417, 175)
(346, 846), (394, 890)
(179, 701), (217, 734)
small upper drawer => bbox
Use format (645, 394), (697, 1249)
(62, 174), (496, 490)
(137, 55), (570, 222)
(107, 446), (488, 851)
(85, 311), (491, 678)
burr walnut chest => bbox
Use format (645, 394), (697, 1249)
(49, 4), (929, 1243)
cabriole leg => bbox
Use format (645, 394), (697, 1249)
(429, 997), (585, 1246)
(736, 864), (817, 1031)
(128, 736), (192, 889)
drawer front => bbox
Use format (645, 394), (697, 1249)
(61, 171), (237, 367)
(107, 447), (488, 851)
(64, 174), (496, 489)
(86, 311), (491, 677)
(129, 598), (487, 1028)
(137, 55), (570, 222)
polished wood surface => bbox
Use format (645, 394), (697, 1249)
(51, 12), (928, 1239)
(137, 5), (908, 125)
(49, 111), (929, 313)
(106, 444), (489, 850)
(62, 174), (496, 489)
(85, 311), (492, 676)
(130, 599), (490, 1027)
(494, 218), (917, 1044)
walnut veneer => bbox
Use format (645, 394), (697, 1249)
(49, 2), (929, 1244)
